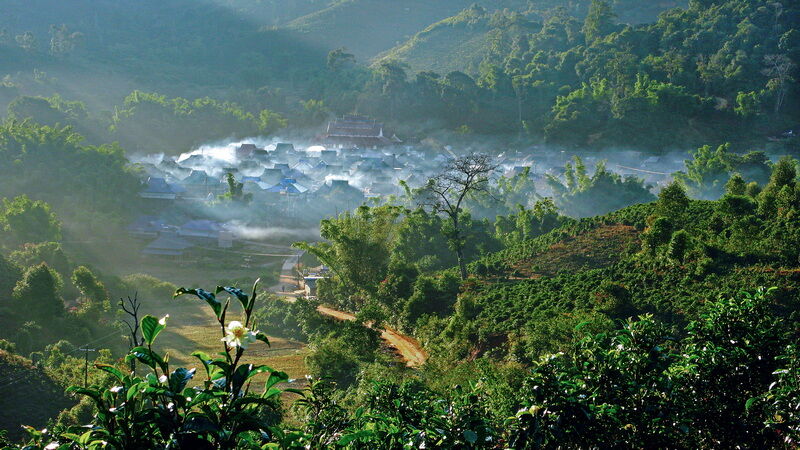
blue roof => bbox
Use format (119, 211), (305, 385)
(264, 179), (308, 194)
(143, 234), (194, 253)
(180, 220), (223, 232)
(142, 177), (175, 194)
(181, 170), (217, 185)
(128, 215), (167, 233)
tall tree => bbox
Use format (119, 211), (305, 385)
(12, 263), (64, 321)
(582, 0), (616, 44)
(421, 154), (497, 280)
(0, 195), (61, 245)
(762, 54), (796, 114)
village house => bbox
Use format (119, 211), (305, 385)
(142, 231), (195, 259)
(180, 170), (225, 198)
(140, 177), (184, 201)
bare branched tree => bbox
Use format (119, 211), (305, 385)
(420, 153), (497, 280)
(762, 54), (796, 114)
(119, 293), (143, 371)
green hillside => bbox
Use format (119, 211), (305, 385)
(376, 6), (536, 75)
(0, 351), (74, 442)
(285, 0), (531, 60)
(0, 0), (326, 110)
(379, 0), (688, 74)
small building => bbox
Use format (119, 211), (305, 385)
(142, 232), (195, 259)
(303, 276), (326, 297)
(264, 178), (309, 195)
(179, 220), (224, 240)
(179, 170), (224, 198)
(320, 149), (338, 160)
(313, 179), (365, 213)
(127, 215), (170, 238)
(273, 143), (296, 156)
(236, 143), (258, 159)
(140, 177), (182, 200)
(253, 148), (271, 162)
(259, 168), (285, 187)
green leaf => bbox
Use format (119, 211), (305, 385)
(463, 430), (478, 444)
(245, 364), (275, 382)
(95, 363), (124, 381)
(141, 314), (168, 345)
(338, 430), (374, 445)
(249, 278), (261, 311)
(264, 370), (288, 391)
(192, 351), (212, 378)
(66, 386), (104, 409)
(263, 387), (282, 399)
(256, 332), (270, 347)
(233, 397), (278, 408)
(169, 367), (196, 393)
(128, 346), (168, 374)
(232, 364), (256, 394)
(216, 286), (249, 311)
(174, 288), (223, 318)
(745, 397), (757, 411)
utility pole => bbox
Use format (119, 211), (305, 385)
(79, 348), (96, 387)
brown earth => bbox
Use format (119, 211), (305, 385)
(273, 253), (427, 368)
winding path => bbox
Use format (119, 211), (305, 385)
(271, 253), (427, 368)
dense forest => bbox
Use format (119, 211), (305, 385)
(0, 0), (799, 448)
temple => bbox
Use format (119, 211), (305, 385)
(323, 114), (401, 149)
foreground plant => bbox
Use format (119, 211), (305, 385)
(20, 280), (300, 449)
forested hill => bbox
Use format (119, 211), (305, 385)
(378, 0), (687, 74)
(1, 0), (798, 153)
(285, 0), (532, 60)
(0, 0), (326, 108)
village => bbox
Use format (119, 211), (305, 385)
(127, 114), (679, 262)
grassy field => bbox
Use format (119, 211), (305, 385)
(135, 284), (311, 408)
(73, 237), (310, 387)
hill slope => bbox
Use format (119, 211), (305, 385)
(378, 0), (687, 74)
(285, 0), (530, 60)
(0, 351), (74, 442)
(0, 0), (326, 110)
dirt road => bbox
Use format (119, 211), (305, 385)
(272, 253), (427, 368)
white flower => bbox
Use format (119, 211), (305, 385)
(221, 321), (257, 349)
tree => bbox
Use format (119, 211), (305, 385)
(675, 144), (736, 200)
(71, 266), (109, 316)
(421, 154), (497, 280)
(762, 54), (795, 114)
(295, 206), (403, 303)
(15, 31), (36, 52)
(668, 229), (691, 262)
(642, 217), (672, 253)
(0, 195), (61, 245)
(298, 99), (329, 127)
(12, 263), (64, 321)
(734, 91), (761, 118)
(582, 0), (616, 44)
(656, 181), (689, 221)
(546, 157), (654, 218)
(49, 24), (82, 56)
(257, 109), (286, 135)
(218, 173), (252, 204)
(758, 156), (798, 216)
(725, 174), (747, 196)
(327, 47), (356, 72)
